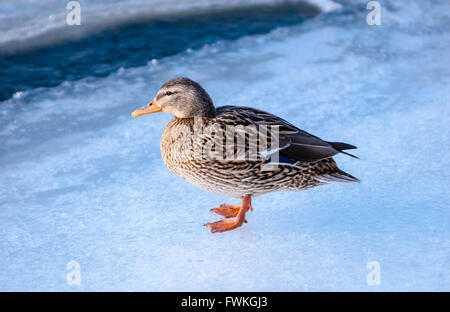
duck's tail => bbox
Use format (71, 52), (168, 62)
(310, 157), (360, 184)
(315, 169), (360, 184)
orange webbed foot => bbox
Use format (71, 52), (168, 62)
(211, 203), (240, 218)
(204, 218), (244, 233)
(205, 195), (252, 233)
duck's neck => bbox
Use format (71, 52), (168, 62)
(186, 99), (216, 119)
(194, 91), (216, 118)
(201, 104), (216, 118)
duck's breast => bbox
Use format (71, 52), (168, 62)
(160, 117), (195, 171)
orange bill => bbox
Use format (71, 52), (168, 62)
(131, 100), (162, 117)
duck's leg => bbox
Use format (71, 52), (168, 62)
(205, 195), (252, 233)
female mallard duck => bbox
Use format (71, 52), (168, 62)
(132, 77), (359, 233)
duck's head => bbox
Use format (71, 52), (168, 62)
(131, 77), (216, 119)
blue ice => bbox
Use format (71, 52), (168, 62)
(0, 0), (449, 291)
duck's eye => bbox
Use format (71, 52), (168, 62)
(165, 91), (173, 96)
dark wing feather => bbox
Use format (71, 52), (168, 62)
(215, 106), (357, 162)
(326, 141), (359, 159)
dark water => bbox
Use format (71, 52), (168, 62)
(0, 3), (319, 102)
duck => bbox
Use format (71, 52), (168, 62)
(131, 77), (359, 233)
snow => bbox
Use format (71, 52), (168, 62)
(0, 0), (340, 54)
(0, 0), (449, 291)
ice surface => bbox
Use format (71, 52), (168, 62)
(0, 0), (449, 291)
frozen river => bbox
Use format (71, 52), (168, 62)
(0, 0), (449, 291)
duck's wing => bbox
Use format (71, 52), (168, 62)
(214, 106), (357, 162)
